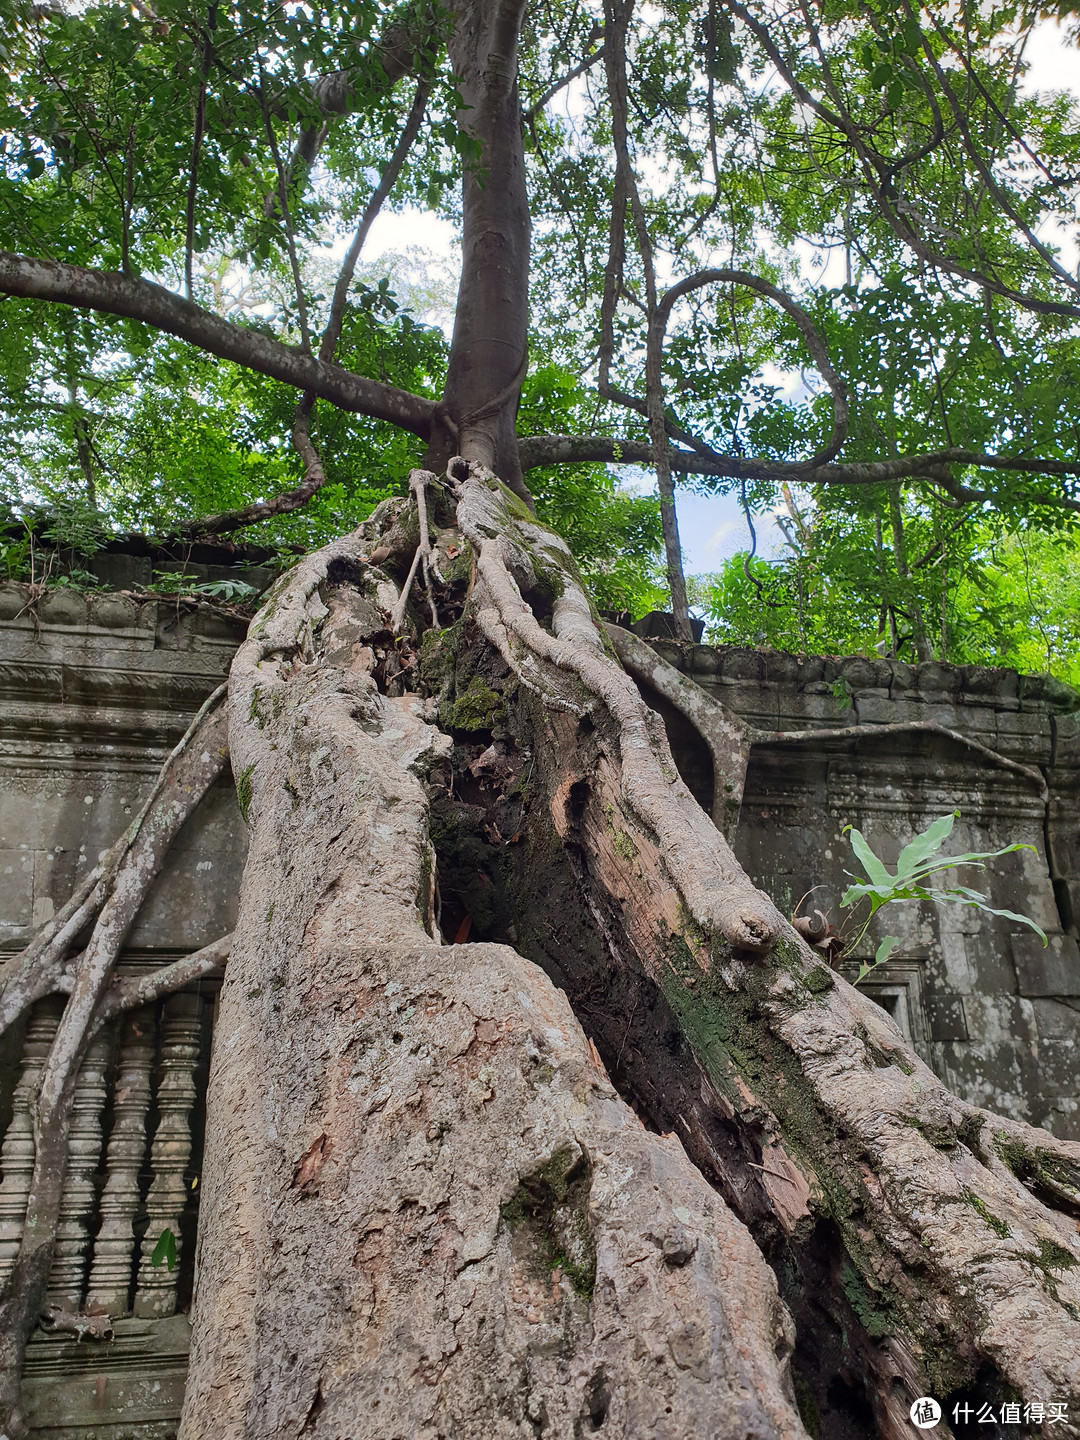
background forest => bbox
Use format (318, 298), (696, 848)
(3, 0), (1080, 678)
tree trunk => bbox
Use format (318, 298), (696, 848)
(175, 466), (1080, 1439)
(426, 0), (532, 501)
(180, 506), (804, 1438)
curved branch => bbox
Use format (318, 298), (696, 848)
(286, 0), (445, 186)
(656, 269), (849, 465)
(523, 35), (604, 121)
(517, 434), (1080, 510)
(97, 932), (232, 1020)
(605, 622), (750, 836)
(724, 0), (1080, 321)
(0, 252), (436, 437)
(753, 720), (1048, 802)
(0, 689), (230, 1429)
(0, 683), (229, 1036)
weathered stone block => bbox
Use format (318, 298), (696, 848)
(959, 664), (1016, 698)
(1030, 996), (1080, 1039)
(37, 590), (89, 627)
(762, 651), (804, 683)
(915, 661), (962, 696)
(688, 645), (718, 677)
(1011, 932), (1080, 997)
(837, 656), (883, 690)
(888, 661), (915, 694)
(926, 995), (969, 1041)
(0, 584), (33, 621)
(195, 604), (248, 642)
(90, 593), (142, 631)
(89, 551), (153, 591)
(794, 656), (825, 684)
(0, 847), (34, 937)
(718, 647), (764, 681)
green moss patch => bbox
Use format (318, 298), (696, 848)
(501, 1145), (597, 1299)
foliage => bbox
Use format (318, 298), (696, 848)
(840, 812), (1047, 981)
(150, 571), (259, 602)
(692, 513), (1080, 683)
(150, 1226), (178, 1272)
(1, 0), (1079, 654)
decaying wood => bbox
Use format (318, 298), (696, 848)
(5, 460), (1080, 1439)
(180, 515), (806, 1437)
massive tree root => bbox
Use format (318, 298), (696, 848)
(180, 502), (804, 1438)
(0, 693), (233, 1436)
(180, 463), (1079, 1439)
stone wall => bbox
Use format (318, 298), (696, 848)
(1, 585), (1078, 1433)
(0, 585), (242, 1439)
(644, 640), (1080, 1140)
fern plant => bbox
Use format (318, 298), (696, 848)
(841, 811), (1047, 982)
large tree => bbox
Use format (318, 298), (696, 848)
(1, 0), (1080, 1435)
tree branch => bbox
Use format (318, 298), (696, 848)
(283, 0), (444, 184)
(97, 933), (231, 1020)
(724, 0), (1080, 321)
(656, 269), (849, 465)
(0, 252), (436, 437)
(517, 434), (1080, 510)
(523, 36), (604, 121)
(165, 79), (432, 541)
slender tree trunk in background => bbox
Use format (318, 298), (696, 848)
(427, 0), (532, 501)
(888, 484), (932, 662)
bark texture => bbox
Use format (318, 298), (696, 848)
(182, 517), (805, 1437)
(5, 464), (1080, 1440)
(428, 0), (532, 496)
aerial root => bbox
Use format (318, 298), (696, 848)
(0, 691), (232, 1434)
(450, 460), (785, 957)
(391, 469), (440, 632)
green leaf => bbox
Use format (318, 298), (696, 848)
(874, 934), (901, 964)
(894, 811), (958, 880)
(938, 888), (1048, 942)
(150, 1227), (177, 1271)
(843, 825), (893, 889)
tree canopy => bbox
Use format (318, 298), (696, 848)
(2, 0), (1080, 664)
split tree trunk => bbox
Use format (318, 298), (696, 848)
(177, 465), (1080, 1439)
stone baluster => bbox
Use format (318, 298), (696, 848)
(85, 1006), (156, 1315)
(0, 996), (64, 1284)
(134, 992), (204, 1318)
(44, 1026), (114, 1312)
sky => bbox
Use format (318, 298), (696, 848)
(336, 19), (1080, 579)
